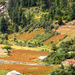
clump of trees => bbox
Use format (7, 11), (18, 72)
(3, 46), (12, 56)
(45, 38), (75, 64)
(7, 0), (75, 31)
(50, 64), (75, 75)
(0, 16), (8, 33)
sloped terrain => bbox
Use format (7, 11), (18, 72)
(0, 50), (50, 63)
(16, 28), (45, 41)
(43, 34), (66, 45)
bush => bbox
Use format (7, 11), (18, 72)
(51, 44), (57, 51)
(54, 15), (60, 20)
(63, 35), (68, 39)
(3, 40), (8, 45)
(62, 16), (67, 20)
(28, 28), (34, 34)
(3, 33), (8, 40)
(58, 17), (63, 25)
(3, 46), (12, 56)
(54, 26), (59, 30)
(0, 40), (3, 44)
(67, 17), (71, 21)
(50, 40), (54, 44)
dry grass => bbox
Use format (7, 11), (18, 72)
(16, 28), (45, 41)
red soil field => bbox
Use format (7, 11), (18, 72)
(66, 59), (75, 64)
(16, 28), (45, 41)
(0, 64), (52, 74)
(43, 34), (65, 45)
(56, 27), (75, 34)
(0, 50), (50, 63)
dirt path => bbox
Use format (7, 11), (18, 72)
(0, 59), (46, 66)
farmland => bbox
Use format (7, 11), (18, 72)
(0, 64), (54, 75)
(0, 0), (75, 75)
(16, 28), (45, 41)
(0, 50), (50, 63)
(0, 50), (55, 75)
(43, 34), (66, 45)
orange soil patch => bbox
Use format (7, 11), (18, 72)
(66, 59), (75, 64)
(8, 33), (19, 39)
(0, 50), (50, 63)
(0, 64), (52, 74)
(16, 28), (45, 41)
(28, 72), (50, 75)
(43, 34), (65, 45)
(55, 27), (75, 34)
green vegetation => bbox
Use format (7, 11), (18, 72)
(0, 0), (5, 5)
(0, 70), (9, 75)
(3, 46), (12, 56)
(50, 64), (75, 75)
(0, 0), (75, 74)
(45, 38), (75, 64)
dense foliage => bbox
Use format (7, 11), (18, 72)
(45, 38), (75, 64)
(50, 65), (75, 75)
(7, 0), (75, 31)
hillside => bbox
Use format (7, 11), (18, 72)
(0, 0), (75, 75)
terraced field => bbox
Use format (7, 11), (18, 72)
(16, 28), (45, 41)
(0, 50), (52, 75)
(43, 34), (66, 45)
(0, 50), (50, 63)
(0, 64), (53, 75)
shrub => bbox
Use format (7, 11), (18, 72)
(62, 16), (67, 20)
(0, 40), (3, 44)
(13, 37), (17, 41)
(28, 28), (34, 34)
(54, 15), (60, 20)
(63, 35), (68, 39)
(3, 33), (8, 40)
(58, 17), (63, 25)
(51, 44), (57, 51)
(50, 40), (54, 44)
(3, 40), (8, 45)
(54, 26), (59, 30)
(3, 46), (12, 56)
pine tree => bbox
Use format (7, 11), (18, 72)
(0, 16), (8, 33)
(27, 11), (31, 24)
(21, 13), (27, 28)
(56, 7), (63, 16)
(8, 0), (14, 18)
(18, 5), (22, 24)
(14, 24), (19, 32)
(55, 0), (60, 6)
(58, 17), (63, 25)
(49, 6), (54, 20)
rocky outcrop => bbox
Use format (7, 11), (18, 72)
(6, 70), (22, 75)
(38, 56), (47, 62)
(0, 0), (8, 16)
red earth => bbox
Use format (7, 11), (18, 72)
(44, 34), (66, 45)
(0, 50), (50, 63)
(0, 64), (53, 75)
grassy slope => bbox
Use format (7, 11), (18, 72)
(16, 28), (45, 41)
(0, 70), (9, 75)
(0, 44), (51, 51)
(57, 33), (75, 46)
